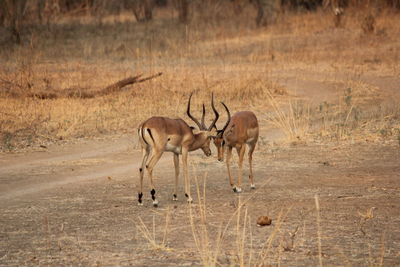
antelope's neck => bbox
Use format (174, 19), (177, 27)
(189, 133), (206, 151)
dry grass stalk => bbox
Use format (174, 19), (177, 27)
(256, 208), (292, 266)
(188, 171), (276, 266)
(136, 207), (171, 251)
(188, 173), (222, 267)
(358, 207), (376, 236)
(265, 88), (310, 142)
(378, 233), (386, 267)
(235, 197), (250, 267)
(314, 194), (323, 267)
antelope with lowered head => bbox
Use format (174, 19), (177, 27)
(213, 104), (259, 193)
(137, 92), (221, 206)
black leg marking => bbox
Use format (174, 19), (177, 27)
(147, 128), (155, 143)
(138, 192), (143, 203)
(185, 193), (189, 198)
(146, 165), (148, 169)
(233, 187), (237, 193)
(139, 168), (143, 172)
(151, 189), (156, 201)
(173, 194), (177, 199)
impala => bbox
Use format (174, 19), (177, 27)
(137, 93), (220, 206)
(213, 105), (259, 193)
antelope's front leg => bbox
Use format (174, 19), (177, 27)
(226, 146), (237, 192)
(181, 147), (193, 203)
(173, 153), (179, 201)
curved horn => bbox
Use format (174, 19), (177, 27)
(220, 102), (231, 133)
(207, 93), (220, 131)
(201, 104), (206, 130)
(187, 92), (203, 130)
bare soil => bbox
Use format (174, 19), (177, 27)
(1, 71), (400, 266)
(1, 135), (399, 266)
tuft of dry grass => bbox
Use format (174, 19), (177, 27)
(188, 173), (222, 267)
(135, 207), (172, 251)
(187, 171), (302, 266)
(265, 89), (311, 142)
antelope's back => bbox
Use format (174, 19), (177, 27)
(233, 111), (258, 128)
(138, 117), (193, 146)
(227, 111), (259, 143)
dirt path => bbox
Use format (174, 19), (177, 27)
(1, 71), (400, 266)
(1, 135), (399, 266)
(0, 136), (174, 202)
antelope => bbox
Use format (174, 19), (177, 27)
(213, 105), (259, 193)
(137, 93), (220, 206)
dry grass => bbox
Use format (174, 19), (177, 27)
(186, 171), (304, 266)
(183, 170), (377, 266)
(135, 207), (172, 251)
(188, 174), (222, 267)
(1, 6), (399, 151)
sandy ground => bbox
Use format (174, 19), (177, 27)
(1, 70), (400, 266)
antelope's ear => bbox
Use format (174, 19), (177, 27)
(191, 128), (201, 135)
(208, 127), (218, 137)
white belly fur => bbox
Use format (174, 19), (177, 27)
(246, 137), (256, 144)
(165, 143), (181, 154)
(246, 127), (258, 144)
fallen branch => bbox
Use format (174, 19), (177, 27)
(0, 73), (163, 99)
(98, 74), (143, 96)
(97, 72), (162, 96)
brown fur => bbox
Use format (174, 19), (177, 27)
(137, 116), (216, 206)
(213, 111), (259, 192)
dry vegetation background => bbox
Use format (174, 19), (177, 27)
(0, 0), (400, 151)
(1, 1), (400, 266)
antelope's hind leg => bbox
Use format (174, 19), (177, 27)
(173, 153), (179, 201)
(146, 150), (164, 207)
(248, 142), (256, 189)
(138, 146), (150, 205)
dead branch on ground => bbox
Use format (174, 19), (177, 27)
(0, 72), (163, 99)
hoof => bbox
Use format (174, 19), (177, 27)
(233, 187), (242, 193)
(138, 192), (143, 205)
(185, 193), (193, 203)
(250, 184), (256, 189)
(152, 200), (159, 207)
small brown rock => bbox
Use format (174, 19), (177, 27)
(257, 216), (272, 226)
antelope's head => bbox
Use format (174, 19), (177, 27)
(212, 102), (231, 162)
(187, 92), (219, 157)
